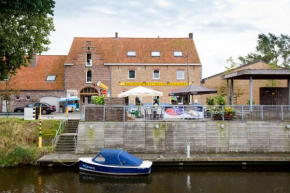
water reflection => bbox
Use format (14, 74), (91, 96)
(0, 166), (290, 193)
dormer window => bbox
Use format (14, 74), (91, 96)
(127, 51), (136, 57)
(151, 51), (160, 57)
(87, 70), (92, 83)
(86, 53), (92, 66)
(46, 75), (56, 82)
(174, 51), (183, 57)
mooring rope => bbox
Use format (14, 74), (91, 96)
(54, 156), (79, 166)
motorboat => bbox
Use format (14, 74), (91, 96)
(79, 149), (152, 175)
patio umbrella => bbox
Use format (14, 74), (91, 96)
(58, 96), (80, 102)
(118, 86), (163, 98)
(169, 85), (217, 96)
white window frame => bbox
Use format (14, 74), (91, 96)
(177, 70), (184, 79)
(46, 75), (56, 82)
(86, 53), (92, 66)
(128, 70), (136, 79)
(86, 70), (92, 83)
(26, 95), (31, 101)
(170, 96), (183, 104)
(153, 70), (160, 79)
(127, 51), (136, 57)
(151, 51), (160, 57)
(174, 51), (183, 57)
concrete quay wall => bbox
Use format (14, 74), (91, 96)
(76, 121), (290, 154)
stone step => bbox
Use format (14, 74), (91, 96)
(65, 130), (77, 133)
(57, 142), (75, 145)
(55, 147), (75, 150)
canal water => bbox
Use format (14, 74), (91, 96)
(1, 166), (290, 193)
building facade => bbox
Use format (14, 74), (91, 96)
(0, 33), (202, 112)
(0, 55), (65, 112)
(202, 61), (288, 105)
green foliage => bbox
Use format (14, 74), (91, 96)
(0, 0), (55, 78)
(224, 57), (239, 74)
(0, 146), (38, 167)
(92, 96), (105, 105)
(0, 118), (59, 167)
(238, 33), (290, 68)
(209, 106), (236, 117)
(206, 96), (215, 105)
(247, 100), (255, 105)
(215, 94), (226, 106)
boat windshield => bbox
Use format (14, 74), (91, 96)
(92, 149), (143, 166)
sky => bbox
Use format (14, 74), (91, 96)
(44, 0), (290, 78)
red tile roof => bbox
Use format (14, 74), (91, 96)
(65, 37), (201, 64)
(0, 55), (66, 90)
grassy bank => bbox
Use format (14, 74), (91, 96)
(0, 118), (61, 167)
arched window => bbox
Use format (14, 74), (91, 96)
(153, 70), (160, 79)
(87, 70), (92, 83)
(128, 70), (135, 79)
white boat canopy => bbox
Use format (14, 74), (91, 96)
(118, 86), (163, 98)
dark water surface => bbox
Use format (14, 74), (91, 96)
(1, 166), (290, 193)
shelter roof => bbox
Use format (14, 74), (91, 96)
(221, 69), (290, 80)
(169, 84), (217, 96)
(65, 37), (201, 64)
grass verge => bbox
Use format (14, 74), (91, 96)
(0, 118), (61, 167)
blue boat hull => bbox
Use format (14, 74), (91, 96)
(79, 160), (151, 175)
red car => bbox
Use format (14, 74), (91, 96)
(14, 102), (56, 114)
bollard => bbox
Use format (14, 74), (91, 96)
(39, 106), (42, 148)
(186, 144), (190, 158)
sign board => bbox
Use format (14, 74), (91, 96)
(163, 107), (204, 119)
(119, 82), (189, 86)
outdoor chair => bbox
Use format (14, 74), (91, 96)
(156, 107), (163, 119)
(130, 108), (140, 118)
(146, 107), (153, 120)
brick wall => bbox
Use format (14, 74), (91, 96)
(65, 44), (110, 96)
(110, 65), (202, 104)
(85, 106), (124, 122)
(105, 97), (124, 105)
(7, 90), (63, 112)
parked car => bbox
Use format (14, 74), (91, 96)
(14, 102), (56, 115)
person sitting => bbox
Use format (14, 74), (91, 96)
(153, 99), (159, 107)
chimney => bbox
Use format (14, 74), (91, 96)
(115, 32), (118, 39)
(189, 33), (193, 40)
(30, 52), (38, 68)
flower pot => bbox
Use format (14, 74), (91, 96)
(213, 114), (234, 120)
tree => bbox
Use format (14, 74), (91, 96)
(0, 0), (55, 79)
(238, 33), (290, 68)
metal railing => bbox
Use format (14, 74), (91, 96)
(51, 119), (67, 152)
(81, 104), (290, 122)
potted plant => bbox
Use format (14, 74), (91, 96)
(209, 94), (236, 120)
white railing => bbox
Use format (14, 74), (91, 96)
(51, 119), (67, 152)
(81, 105), (290, 122)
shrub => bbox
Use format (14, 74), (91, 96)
(206, 96), (215, 105)
(92, 96), (105, 105)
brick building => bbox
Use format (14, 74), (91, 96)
(64, 33), (202, 105)
(202, 61), (288, 105)
(0, 55), (66, 112)
(0, 32), (202, 111)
